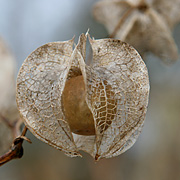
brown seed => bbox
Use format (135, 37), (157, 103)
(62, 75), (95, 135)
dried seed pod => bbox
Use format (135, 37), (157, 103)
(0, 37), (19, 155)
(93, 0), (180, 64)
(16, 33), (149, 160)
(153, 0), (180, 29)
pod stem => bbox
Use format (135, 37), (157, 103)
(0, 124), (31, 166)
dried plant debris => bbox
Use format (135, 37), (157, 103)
(93, 0), (180, 64)
(0, 38), (20, 155)
(16, 33), (149, 161)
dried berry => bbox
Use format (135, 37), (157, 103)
(16, 33), (149, 160)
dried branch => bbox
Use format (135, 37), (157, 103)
(0, 114), (22, 139)
(0, 125), (31, 166)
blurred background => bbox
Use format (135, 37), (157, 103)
(0, 0), (180, 180)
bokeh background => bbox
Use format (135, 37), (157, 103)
(0, 0), (180, 180)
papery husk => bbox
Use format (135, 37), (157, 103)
(16, 33), (149, 160)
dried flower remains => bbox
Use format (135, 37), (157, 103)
(0, 37), (20, 155)
(93, 0), (180, 64)
(16, 33), (149, 161)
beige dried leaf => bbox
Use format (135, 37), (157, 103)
(93, 0), (180, 64)
(16, 33), (149, 161)
(0, 37), (19, 155)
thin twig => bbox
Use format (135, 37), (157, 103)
(0, 114), (14, 128)
(0, 114), (22, 138)
(0, 125), (31, 166)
